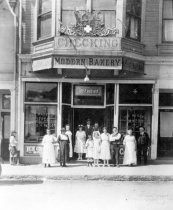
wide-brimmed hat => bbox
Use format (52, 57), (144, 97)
(78, 124), (83, 128)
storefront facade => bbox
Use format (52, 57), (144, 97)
(0, 0), (17, 161)
(16, 0), (173, 163)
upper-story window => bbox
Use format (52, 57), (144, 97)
(62, 0), (116, 29)
(37, 0), (52, 40)
(125, 0), (142, 41)
(162, 0), (173, 42)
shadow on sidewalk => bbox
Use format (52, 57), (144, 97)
(0, 180), (44, 186)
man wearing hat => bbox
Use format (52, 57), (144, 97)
(85, 119), (93, 139)
(57, 128), (70, 167)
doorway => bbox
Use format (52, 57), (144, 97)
(1, 112), (10, 161)
(158, 110), (173, 157)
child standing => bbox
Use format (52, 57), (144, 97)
(85, 135), (94, 167)
(100, 127), (111, 167)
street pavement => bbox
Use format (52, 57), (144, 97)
(1, 180), (173, 210)
(1, 159), (173, 181)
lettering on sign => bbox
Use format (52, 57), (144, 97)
(75, 86), (103, 97)
(54, 56), (122, 70)
(55, 37), (121, 51)
(123, 57), (144, 74)
(24, 145), (42, 156)
(32, 57), (52, 71)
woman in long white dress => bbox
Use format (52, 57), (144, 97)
(93, 127), (101, 166)
(100, 127), (111, 167)
(42, 129), (56, 167)
(65, 124), (73, 159)
(74, 125), (86, 160)
(123, 129), (137, 166)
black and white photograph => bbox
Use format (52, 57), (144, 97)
(0, 0), (173, 210)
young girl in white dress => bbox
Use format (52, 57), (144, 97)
(93, 127), (101, 166)
(74, 125), (86, 160)
(123, 128), (137, 166)
(100, 127), (111, 167)
(65, 124), (73, 159)
(85, 135), (94, 167)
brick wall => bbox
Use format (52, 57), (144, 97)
(143, 0), (160, 56)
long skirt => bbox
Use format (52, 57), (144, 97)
(42, 143), (56, 164)
(100, 141), (111, 160)
(123, 142), (137, 165)
(74, 139), (85, 154)
(93, 139), (101, 159)
(59, 141), (68, 165)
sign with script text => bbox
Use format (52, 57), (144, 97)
(75, 85), (103, 97)
(54, 56), (122, 70)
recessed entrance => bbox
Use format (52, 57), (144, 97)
(74, 108), (106, 131)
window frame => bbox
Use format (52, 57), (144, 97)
(162, 0), (173, 43)
(36, 0), (54, 41)
(125, 0), (142, 42)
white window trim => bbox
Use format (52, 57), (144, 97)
(34, 0), (55, 42)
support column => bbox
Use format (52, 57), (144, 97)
(151, 82), (159, 160)
(10, 88), (16, 131)
(116, 0), (126, 38)
(57, 82), (62, 135)
(56, 0), (62, 36)
(114, 84), (119, 128)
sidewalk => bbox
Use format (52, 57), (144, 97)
(1, 160), (173, 182)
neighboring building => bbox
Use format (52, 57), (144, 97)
(14, 0), (173, 163)
(0, 0), (17, 161)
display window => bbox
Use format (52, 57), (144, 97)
(25, 82), (57, 102)
(119, 84), (152, 104)
(24, 105), (57, 143)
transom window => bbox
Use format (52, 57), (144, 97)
(125, 0), (142, 41)
(162, 0), (173, 42)
(37, 0), (52, 40)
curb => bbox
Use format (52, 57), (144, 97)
(1, 175), (173, 182)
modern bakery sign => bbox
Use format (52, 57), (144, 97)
(54, 56), (122, 70)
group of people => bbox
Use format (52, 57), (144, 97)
(42, 119), (151, 168)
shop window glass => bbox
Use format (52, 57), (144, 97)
(2, 94), (11, 109)
(162, 0), (173, 42)
(62, 83), (72, 104)
(73, 85), (105, 106)
(25, 82), (57, 102)
(119, 84), (152, 104)
(37, 0), (52, 39)
(106, 84), (114, 105)
(125, 0), (141, 41)
(24, 105), (57, 143)
(159, 93), (173, 106)
(93, 0), (116, 29)
(62, 0), (86, 26)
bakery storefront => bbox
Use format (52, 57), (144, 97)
(21, 54), (155, 163)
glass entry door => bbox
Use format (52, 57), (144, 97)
(119, 107), (151, 138)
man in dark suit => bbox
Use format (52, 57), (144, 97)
(85, 119), (93, 139)
(137, 127), (151, 165)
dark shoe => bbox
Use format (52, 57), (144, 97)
(48, 164), (51, 167)
(44, 164), (46, 168)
